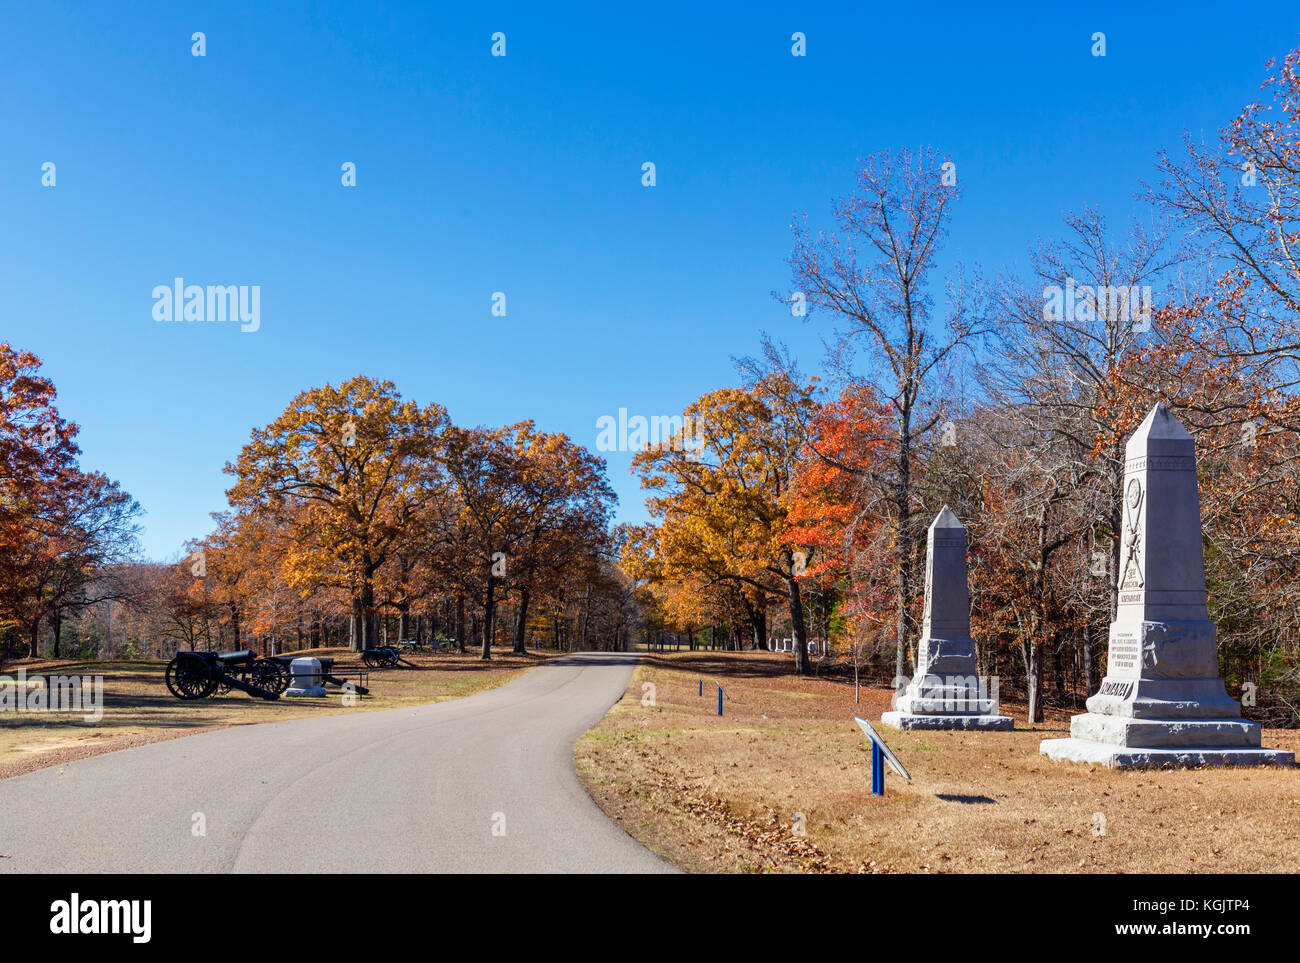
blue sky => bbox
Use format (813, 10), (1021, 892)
(2, 2), (1295, 559)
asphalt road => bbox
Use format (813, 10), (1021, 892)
(0, 651), (673, 873)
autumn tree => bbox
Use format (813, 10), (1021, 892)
(0, 343), (140, 658)
(631, 373), (818, 672)
(1152, 44), (1300, 377)
(790, 147), (986, 682)
(438, 424), (532, 659)
(786, 383), (894, 663)
(225, 376), (449, 651)
(28, 469), (140, 657)
(501, 426), (614, 654)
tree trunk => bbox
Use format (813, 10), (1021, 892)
(456, 595), (466, 653)
(1107, 446), (1124, 622)
(788, 570), (810, 675)
(360, 555), (379, 650)
(750, 605), (766, 651)
(579, 585), (591, 651)
(1028, 642), (1043, 724)
(895, 416), (914, 685)
(513, 586), (531, 654)
(1082, 623), (1097, 700)
(481, 576), (495, 660)
(1052, 633), (1066, 703)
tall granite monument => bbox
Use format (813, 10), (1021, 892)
(1041, 403), (1294, 768)
(882, 506), (1013, 731)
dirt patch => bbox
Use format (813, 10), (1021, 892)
(0, 726), (231, 781)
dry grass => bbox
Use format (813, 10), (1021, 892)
(575, 651), (1300, 874)
(0, 646), (549, 778)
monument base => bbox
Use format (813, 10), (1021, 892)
(284, 685), (327, 698)
(1040, 736), (1293, 769)
(1069, 712), (1264, 748)
(881, 711), (1013, 731)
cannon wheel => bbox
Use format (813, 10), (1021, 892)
(250, 659), (290, 694)
(165, 654), (219, 700)
(362, 650), (381, 669)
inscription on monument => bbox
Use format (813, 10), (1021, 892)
(1109, 634), (1140, 674)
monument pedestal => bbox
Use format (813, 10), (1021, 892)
(284, 657), (327, 698)
(1041, 405), (1293, 770)
(1040, 621), (1291, 766)
(1039, 740), (1292, 768)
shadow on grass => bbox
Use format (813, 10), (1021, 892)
(639, 653), (811, 681)
(357, 649), (555, 674)
(936, 793), (997, 804)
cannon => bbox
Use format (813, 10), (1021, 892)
(217, 652), (290, 696)
(164, 650), (284, 701)
(361, 647), (401, 669)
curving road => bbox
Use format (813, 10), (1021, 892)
(0, 652), (673, 873)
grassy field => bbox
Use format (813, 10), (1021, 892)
(574, 651), (1300, 874)
(0, 645), (549, 779)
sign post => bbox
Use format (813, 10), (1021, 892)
(854, 716), (910, 797)
(717, 683), (723, 716)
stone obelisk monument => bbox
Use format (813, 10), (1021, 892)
(1041, 403), (1293, 768)
(882, 506), (1013, 731)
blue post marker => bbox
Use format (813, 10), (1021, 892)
(698, 678), (702, 696)
(854, 717), (909, 799)
(717, 684), (723, 716)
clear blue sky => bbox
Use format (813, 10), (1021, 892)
(2, 2), (1294, 560)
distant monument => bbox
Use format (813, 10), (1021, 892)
(882, 507), (1013, 731)
(1041, 403), (1294, 768)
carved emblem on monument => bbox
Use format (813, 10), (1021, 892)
(1120, 478), (1144, 589)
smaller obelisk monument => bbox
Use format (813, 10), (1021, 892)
(1041, 403), (1294, 768)
(882, 506), (1013, 731)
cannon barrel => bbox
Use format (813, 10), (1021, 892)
(323, 674), (368, 695)
(216, 649), (256, 665)
(219, 673), (280, 701)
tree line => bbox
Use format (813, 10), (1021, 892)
(622, 45), (1300, 727)
(1, 369), (637, 662)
